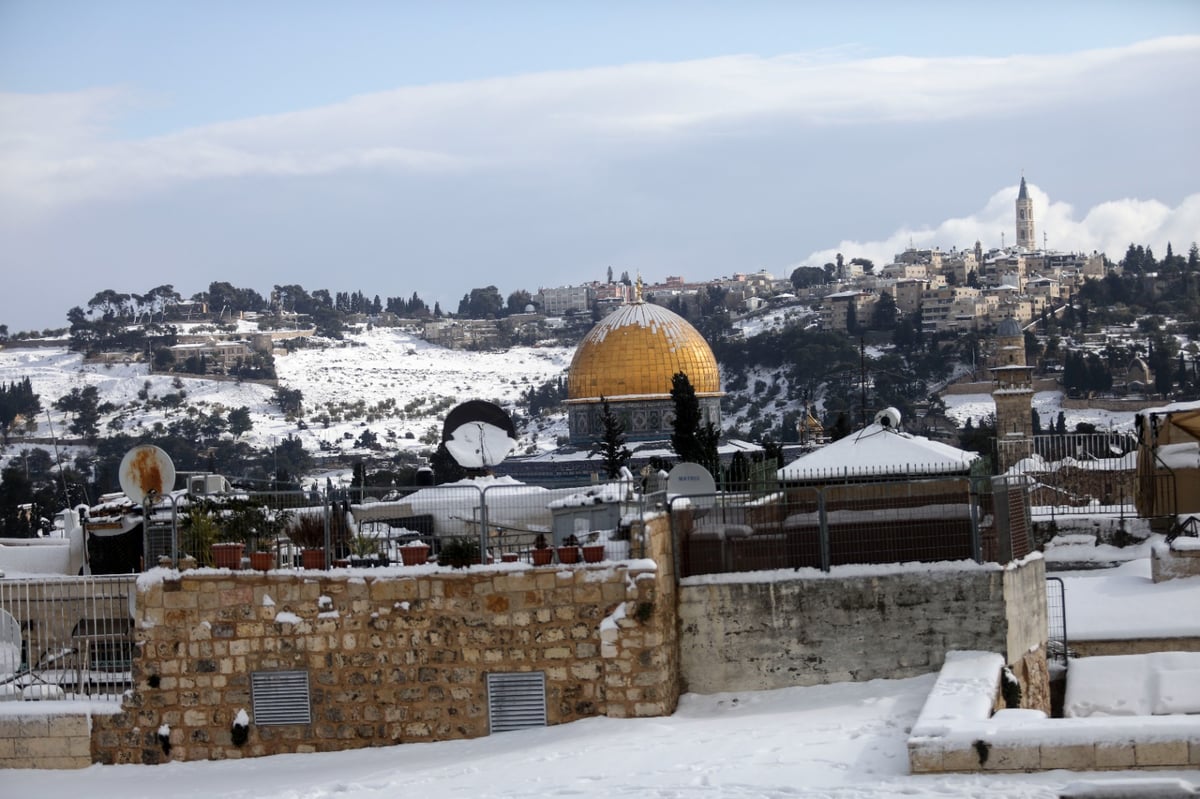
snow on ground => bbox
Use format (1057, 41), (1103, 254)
(944, 390), (1140, 431)
(1052, 557), (1200, 641)
(5, 671), (1196, 798)
(4, 556), (1198, 796)
(0, 327), (573, 467)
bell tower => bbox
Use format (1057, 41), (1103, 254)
(1015, 176), (1036, 252)
(991, 318), (1035, 470)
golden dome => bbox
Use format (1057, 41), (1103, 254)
(567, 301), (721, 401)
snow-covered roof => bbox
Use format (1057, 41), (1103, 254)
(778, 423), (979, 479)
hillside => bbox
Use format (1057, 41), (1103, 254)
(0, 325), (573, 475)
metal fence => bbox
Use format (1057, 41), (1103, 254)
(90, 479), (649, 573)
(673, 473), (1037, 579)
(1045, 576), (1069, 669)
(997, 432), (1138, 516)
(0, 574), (136, 701)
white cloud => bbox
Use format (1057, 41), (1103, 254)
(800, 185), (1200, 268)
(2, 36), (1197, 213)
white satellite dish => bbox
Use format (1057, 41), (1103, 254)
(441, 400), (518, 470)
(118, 444), (176, 505)
(444, 421), (518, 470)
(873, 407), (902, 429)
(666, 462), (716, 511)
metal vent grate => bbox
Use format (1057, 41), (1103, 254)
(251, 670), (312, 726)
(487, 671), (547, 733)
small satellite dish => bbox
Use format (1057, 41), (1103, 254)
(441, 400), (518, 470)
(118, 444), (176, 504)
(873, 407), (902, 429)
(666, 462), (716, 511)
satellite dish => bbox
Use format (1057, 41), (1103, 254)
(666, 462), (716, 511)
(441, 400), (518, 470)
(873, 407), (902, 429)
(118, 444), (176, 505)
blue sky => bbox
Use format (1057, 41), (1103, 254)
(2, 1), (1199, 331)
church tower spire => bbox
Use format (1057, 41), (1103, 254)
(1015, 176), (1036, 251)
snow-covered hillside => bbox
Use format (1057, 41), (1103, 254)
(0, 327), (573, 466)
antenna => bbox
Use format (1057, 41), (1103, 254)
(45, 410), (71, 509)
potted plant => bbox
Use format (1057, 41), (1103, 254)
(349, 532), (381, 567)
(531, 533), (553, 566)
(557, 534), (581, 565)
(581, 532), (606, 564)
(399, 539), (431, 566)
(437, 537), (480, 569)
(288, 513), (328, 570)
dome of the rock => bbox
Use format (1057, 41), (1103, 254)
(567, 301), (720, 401)
(564, 300), (722, 445)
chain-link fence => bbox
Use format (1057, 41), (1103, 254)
(674, 472), (1041, 578)
(85, 478), (649, 572)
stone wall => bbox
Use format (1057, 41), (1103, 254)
(0, 712), (93, 769)
(92, 522), (678, 765)
(677, 558), (1049, 711)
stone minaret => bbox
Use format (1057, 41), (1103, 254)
(1015, 176), (1036, 252)
(991, 318), (1035, 471)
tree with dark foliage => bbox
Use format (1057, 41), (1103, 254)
(590, 397), (632, 479)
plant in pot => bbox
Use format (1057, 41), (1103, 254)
(557, 534), (581, 565)
(399, 538), (431, 566)
(437, 537), (480, 569)
(183, 501), (223, 568)
(350, 532), (382, 568)
(288, 513), (328, 570)
(531, 533), (553, 566)
(580, 531), (606, 563)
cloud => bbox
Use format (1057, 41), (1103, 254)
(2, 36), (1197, 213)
(799, 185), (1200, 269)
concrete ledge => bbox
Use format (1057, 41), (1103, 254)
(908, 650), (1200, 773)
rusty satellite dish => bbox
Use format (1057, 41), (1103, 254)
(118, 444), (176, 504)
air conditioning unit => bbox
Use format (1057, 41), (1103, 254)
(188, 474), (229, 495)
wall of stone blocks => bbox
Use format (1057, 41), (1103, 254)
(91, 540), (678, 765)
(677, 558), (1049, 707)
(0, 712), (93, 769)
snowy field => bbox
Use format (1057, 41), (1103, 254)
(0, 327), (573, 467)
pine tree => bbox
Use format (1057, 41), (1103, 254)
(589, 397), (631, 479)
(670, 372), (719, 472)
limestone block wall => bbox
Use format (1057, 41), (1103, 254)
(678, 558), (1048, 710)
(92, 551), (677, 765)
(0, 712), (92, 769)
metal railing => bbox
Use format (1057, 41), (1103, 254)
(0, 574), (136, 702)
(86, 478), (650, 573)
(674, 474), (1011, 578)
(997, 432), (1139, 516)
(1046, 576), (1069, 669)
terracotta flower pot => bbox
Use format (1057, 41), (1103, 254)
(501, 553), (519, 563)
(301, 548), (326, 570)
(211, 542), (245, 570)
(581, 544), (606, 563)
(557, 545), (580, 564)
(400, 544), (431, 566)
(531, 548), (554, 566)
(250, 551), (274, 571)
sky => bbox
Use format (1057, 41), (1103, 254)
(2, 1), (1199, 333)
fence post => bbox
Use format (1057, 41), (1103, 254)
(478, 485), (490, 564)
(968, 477), (983, 563)
(817, 489), (831, 573)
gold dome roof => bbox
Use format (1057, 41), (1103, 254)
(567, 301), (721, 401)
